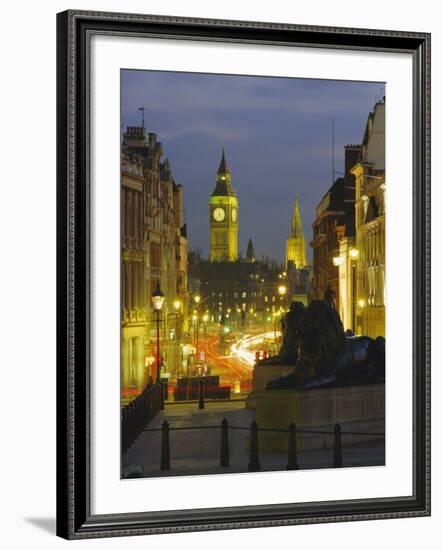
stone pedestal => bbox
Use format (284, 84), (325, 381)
(246, 363), (294, 408)
(255, 384), (385, 452)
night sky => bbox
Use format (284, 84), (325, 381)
(122, 70), (385, 263)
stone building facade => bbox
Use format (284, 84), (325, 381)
(352, 99), (386, 338)
(121, 126), (188, 399)
(311, 145), (361, 312)
(121, 152), (147, 394)
(310, 177), (347, 306)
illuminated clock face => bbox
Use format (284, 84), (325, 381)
(231, 208), (237, 222)
(213, 207), (225, 222)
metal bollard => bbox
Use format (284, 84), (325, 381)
(287, 422), (299, 470)
(220, 417), (230, 467)
(333, 423), (343, 467)
(248, 420), (260, 471)
(198, 378), (205, 410)
(160, 420), (170, 471)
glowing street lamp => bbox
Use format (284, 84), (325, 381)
(202, 313), (209, 365)
(151, 283), (165, 312)
(348, 247), (359, 332)
(193, 295), (201, 361)
(151, 283), (165, 382)
(278, 284), (287, 313)
(278, 285), (287, 296)
(349, 248), (360, 260)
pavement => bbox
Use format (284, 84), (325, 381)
(122, 400), (385, 478)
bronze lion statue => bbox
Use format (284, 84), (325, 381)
(262, 299), (385, 390)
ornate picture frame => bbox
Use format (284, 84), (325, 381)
(56, 10), (430, 539)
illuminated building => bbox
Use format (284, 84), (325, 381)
(121, 151), (147, 393)
(285, 193), (309, 269)
(311, 145), (361, 311)
(121, 125), (188, 397)
(352, 99), (386, 337)
(209, 149), (239, 262)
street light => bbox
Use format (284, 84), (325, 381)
(193, 295), (201, 363)
(202, 313), (209, 368)
(151, 283), (165, 383)
(173, 299), (182, 377)
(278, 284), (287, 313)
(349, 248), (360, 260)
(349, 248), (359, 333)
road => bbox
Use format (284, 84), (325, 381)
(202, 327), (281, 393)
(204, 333), (253, 392)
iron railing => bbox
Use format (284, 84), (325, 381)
(144, 418), (384, 472)
(121, 382), (164, 454)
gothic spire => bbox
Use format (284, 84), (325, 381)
(217, 147), (229, 174)
(246, 238), (256, 263)
(212, 147), (235, 197)
(290, 193), (303, 238)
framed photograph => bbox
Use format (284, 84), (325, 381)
(56, 10), (430, 539)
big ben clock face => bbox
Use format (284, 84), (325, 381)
(213, 207), (225, 222)
(231, 208), (237, 222)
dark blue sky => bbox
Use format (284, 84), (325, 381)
(122, 70), (384, 262)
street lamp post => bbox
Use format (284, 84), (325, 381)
(194, 294), (201, 364)
(202, 313), (209, 369)
(278, 284), (287, 313)
(349, 248), (359, 333)
(151, 283), (165, 383)
(173, 299), (182, 377)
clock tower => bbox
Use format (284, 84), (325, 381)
(209, 149), (238, 262)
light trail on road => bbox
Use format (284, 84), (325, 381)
(230, 331), (281, 366)
(201, 329), (281, 394)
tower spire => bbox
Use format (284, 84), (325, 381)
(217, 146), (229, 174)
(212, 148), (234, 197)
(246, 238), (256, 263)
(286, 193), (308, 269)
(290, 193), (303, 238)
